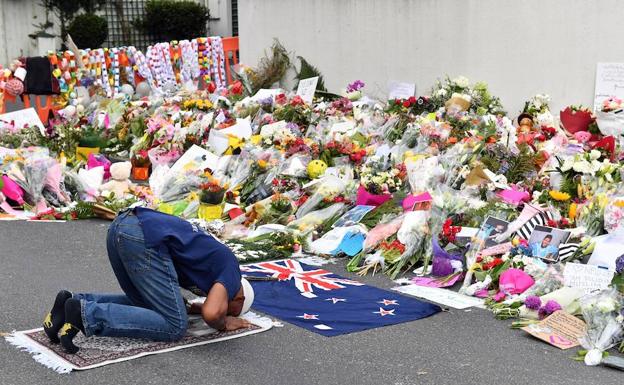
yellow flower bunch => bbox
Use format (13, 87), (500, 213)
(549, 190), (571, 201)
(183, 99), (213, 111)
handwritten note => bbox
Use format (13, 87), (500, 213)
(522, 311), (586, 349)
(594, 63), (624, 111)
(563, 262), (614, 293)
(388, 81), (416, 100)
(0, 108), (45, 135)
(296, 77), (319, 104)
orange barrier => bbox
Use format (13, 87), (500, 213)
(22, 95), (53, 125)
(222, 37), (239, 85)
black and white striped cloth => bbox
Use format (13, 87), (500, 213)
(514, 211), (555, 240)
(557, 242), (581, 261)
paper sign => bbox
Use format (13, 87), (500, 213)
(594, 63), (624, 111)
(0, 108), (45, 135)
(388, 81), (416, 100)
(392, 285), (484, 309)
(522, 311), (586, 349)
(296, 77), (319, 104)
(563, 263), (614, 294)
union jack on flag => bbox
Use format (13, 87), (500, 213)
(241, 259), (364, 297)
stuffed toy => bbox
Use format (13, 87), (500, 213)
(99, 161), (134, 199)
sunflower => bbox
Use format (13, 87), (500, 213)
(549, 190), (571, 201)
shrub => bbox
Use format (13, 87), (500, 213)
(67, 13), (108, 49)
(136, 0), (210, 41)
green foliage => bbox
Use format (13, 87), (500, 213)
(135, 0), (209, 42)
(248, 39), (291, 93)
(293, 56), (326, 92)
(68, 13), (108, 49)
(504, 145), (537, 184)
(41, 0), (106, 42)
(78, 125), (108, 148)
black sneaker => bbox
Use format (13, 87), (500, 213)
(42, 290), (72, 344)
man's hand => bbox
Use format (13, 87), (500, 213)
(224, 316), (251, 331)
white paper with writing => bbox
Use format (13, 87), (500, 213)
(296, 77), (319, 104)
(388, 81), (416, 100)
(0, 108), (45, 135)
(392, 285), (485, 309)
(594, 63), (624, 111)
(563, 262), (614, 294)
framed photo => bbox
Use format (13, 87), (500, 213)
(528, 225), (571, 263)
(475, 216), (509, 250)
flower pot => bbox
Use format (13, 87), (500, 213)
(560, 107), (594, 134)
(200, 190), (225, 205)
(76, 146), (100, 162)
(132, 166), (150, 181)
(355, 185), (392, 206)
(198, 202), (224, 221)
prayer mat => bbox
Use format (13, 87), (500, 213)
(241, 259), (441, 337)
(5, 312), (272, 373)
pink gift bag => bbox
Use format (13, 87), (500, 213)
(355, 185), (392, 206)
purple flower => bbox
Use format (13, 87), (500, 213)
(346, 80), (365, 93)
(543, 300), (562, 314)
(616, 254), (624, 274)
(259, 97), (273, 107)
(525, 295), (542, 310)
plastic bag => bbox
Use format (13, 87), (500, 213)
(296, 175), (346, 218)
(288, 203), (346, 234)
(579, 288), (624, 366)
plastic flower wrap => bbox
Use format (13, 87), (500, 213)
(296, 175), (346, 218)
(579, 288), (624, 366)
(288, 203), (346, 235)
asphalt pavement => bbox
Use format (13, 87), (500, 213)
(0, 219), (622, 385)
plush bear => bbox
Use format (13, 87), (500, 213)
(99, 161), (134, 199)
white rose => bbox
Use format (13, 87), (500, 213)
(560, 158), (574, 172)
(452, 76), (470, 88)
(597, 298), (616, 313)
(590, 150), (602, 160)
(436, 89), (448, 97)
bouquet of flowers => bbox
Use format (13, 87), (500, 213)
(579, 288), (624, 366)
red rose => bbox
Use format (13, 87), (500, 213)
(276, 93), (287, 105)
(230, 81), (243, 95)
(408, 96), (416, 104)
(290, 95), (305, 106)
(207, 81), (217, 93)
(402, 100), (411, 108)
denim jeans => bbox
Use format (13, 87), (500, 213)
(74, 210), (188, 341)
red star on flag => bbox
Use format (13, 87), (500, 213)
(297, 313), (319, 320)
(325, 297), (346, 304)
(378, 299), (399, 306)
(373, 307), (396, 316)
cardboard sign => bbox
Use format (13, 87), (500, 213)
(296, 77), (319, 104)
(594, 63), (624, 111)
(392, 285), (484, 309)
(388, 81), (416, 100)
(563, 262), (614, 294)
(0, 108), (45, 135)
(522, 311), (586, 349)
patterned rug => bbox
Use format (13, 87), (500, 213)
(5, 313), (273, 373)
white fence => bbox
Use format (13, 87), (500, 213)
(239, 0), (624, 115)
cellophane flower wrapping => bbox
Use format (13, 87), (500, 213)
(579, 288), (624, 366)
(296, 175), (346, 218)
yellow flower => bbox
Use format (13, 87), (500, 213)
(614, 200), (624, 208)
(258, 159), (268, 169)
(549, 190), (571, 201)
(568, 202), (578, 220)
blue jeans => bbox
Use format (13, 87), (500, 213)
(74, 210), (188, 341)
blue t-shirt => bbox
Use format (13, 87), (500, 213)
(530, 242), (558, 259)
(134, 207), (241, 300)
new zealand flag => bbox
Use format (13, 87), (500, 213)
(242, 259), (441, 337)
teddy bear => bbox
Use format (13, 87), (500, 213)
(99, 161), (134, 199)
